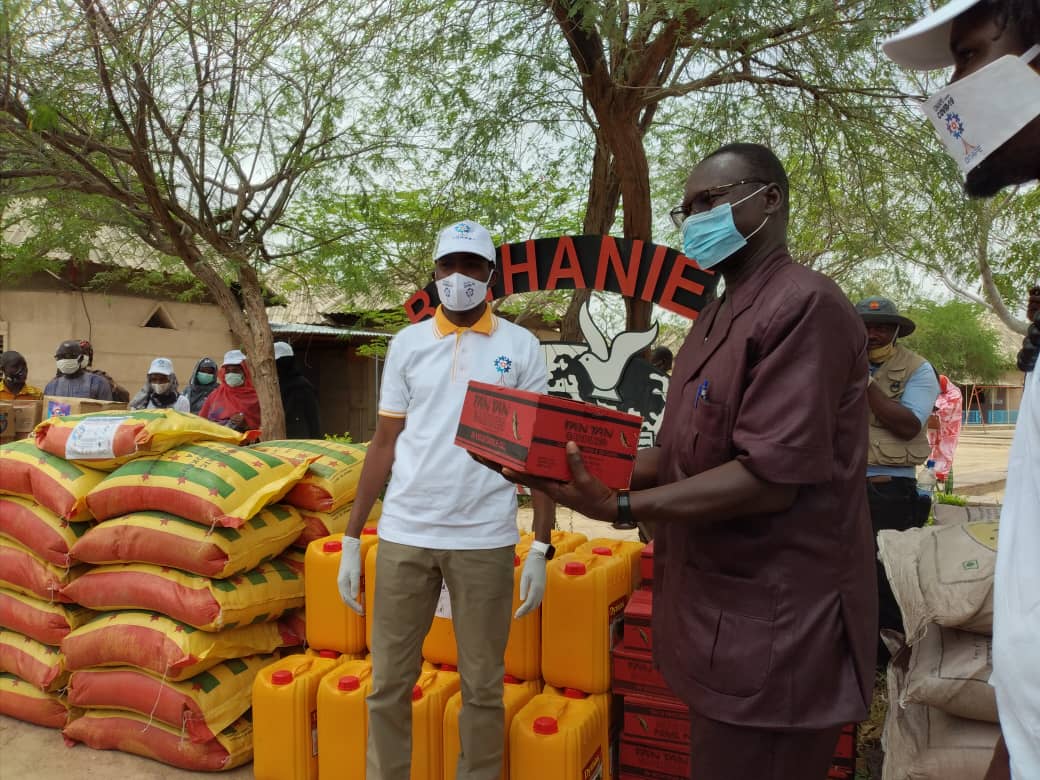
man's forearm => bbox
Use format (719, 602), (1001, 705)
(531, 490), (555, 544)
(344, 441), (395, 538)
(867, 381), (923, 440)
(630, 459), (797, 526)
(630, 447), (661, 491)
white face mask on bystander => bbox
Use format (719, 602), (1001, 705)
(920, 45), (1040, 174)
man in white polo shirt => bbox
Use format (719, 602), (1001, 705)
(337, 220), (555, 780)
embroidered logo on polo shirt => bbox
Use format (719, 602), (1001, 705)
(494, 355), (512, 374)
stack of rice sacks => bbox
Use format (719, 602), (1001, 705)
(0, 437), (103, 730)
(877, 518), (1002, 779)
(2, 409), (313, 772)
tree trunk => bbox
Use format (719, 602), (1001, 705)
(237, 264), (286, 440)
(561, 139), (622, 341)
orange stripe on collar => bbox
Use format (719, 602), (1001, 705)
(433, 304), (494, 337)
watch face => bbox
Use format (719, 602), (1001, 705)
(545, 544), (556, 560)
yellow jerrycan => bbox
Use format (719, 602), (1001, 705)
(510, 690), (609, 780)
(542, 551), (629, 694)
(576, 538), (645, 593)
(443, 674), (542, 780)
(252, 652), (343, 780)
(411, 666), (462, 780)
(317, 658), (373, 780)
(305, 532), (377, 654)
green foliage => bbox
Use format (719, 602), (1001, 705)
(934, 493), (968, 507)
(902, 300), (1014, 384)
(324, 431), (355, 444)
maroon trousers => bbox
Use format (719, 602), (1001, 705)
(689, 715), (842, 780)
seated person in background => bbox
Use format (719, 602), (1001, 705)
(129, 357), (190, 412)
(78, 339), (130, 402)
(199, 350), (261, 433)
(0, 351), (43, 399)
(275, 341), (321, 439)
(44, 340), (113, 400)
(182, 357), (219, 414)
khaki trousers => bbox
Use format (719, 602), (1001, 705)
(689, 715), (843, 780)
(366, 540), (515, 780)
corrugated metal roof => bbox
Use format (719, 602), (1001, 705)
(270, 323), (389, 338)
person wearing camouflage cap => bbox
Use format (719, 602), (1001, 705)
(856, 296), (939, 666)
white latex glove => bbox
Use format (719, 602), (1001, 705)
(515, 548), (547, 618)
(337, 536), (364, 615)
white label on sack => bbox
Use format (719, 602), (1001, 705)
(64, 416), (129, 460)
(434, 580), (453, 620)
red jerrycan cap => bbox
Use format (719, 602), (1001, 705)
(271, 670), (294, 685)
(362, 527), (378, 535)
(503, 674), (521, 684)
(563, 687), (587, 699)
(412, 684), (424, 701)
(514, 554), (521, 567)
(439, 663), (458, 672)
(317, 649), (339, 659)
(338, 675), (361, 692)
(533, 716), (559, 735)
(564, 561), (587, 576)
(591, 546), (612, 556)
(323, 540), (342, 553)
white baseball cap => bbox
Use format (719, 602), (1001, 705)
(223, 349), (247, 366)
(148, 357), (174, 376)
(274, 341), (294, 360)
(433, 220), (496, 265)
(883, 0), (981, 70)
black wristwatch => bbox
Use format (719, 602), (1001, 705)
(616, 490), (635, 527)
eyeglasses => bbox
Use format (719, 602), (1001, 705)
(669, 178), (768, 228)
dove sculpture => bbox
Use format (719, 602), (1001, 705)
(576, 300), (659, 402)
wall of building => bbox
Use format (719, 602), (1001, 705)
(0, 288), (234, 394)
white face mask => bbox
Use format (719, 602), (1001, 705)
(920, 45), (1040, 174)
(56, 358), (80, 375)
(151, 381), (171, 394)
(435, 270), (493, 312)
(224, 372), (245, 387)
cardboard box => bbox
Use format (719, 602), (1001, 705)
(622, 589), (653, 652)
(622, 694), (689, 745)
(619, 734), (690, 780)
(828, 723), (857, 780)
(0, 400), (42, 443)
(612, 646), (676, 699)
(640, 541), (654, 590)
(43, 396), (128, 418)
(455, 381), (642, 490)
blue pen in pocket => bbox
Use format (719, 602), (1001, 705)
(694, 380), (709, 407)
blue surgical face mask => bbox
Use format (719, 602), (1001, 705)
(224, 372), (245, 387)
(680, 185), (769, 270)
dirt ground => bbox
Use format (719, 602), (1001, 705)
(0, 427), (1014, 779)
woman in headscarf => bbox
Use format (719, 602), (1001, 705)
(129, 357), (190, 412)
(182, 357), (219, 414)
(928, 374), (963, 485)
(198, 350), (261, 432)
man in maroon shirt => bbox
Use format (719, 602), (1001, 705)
(506, 143), (877, 779)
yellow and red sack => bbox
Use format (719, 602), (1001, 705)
(71, 504), (304, 578)
(0, 628), (67, 691)
(0, 671), (77, 728)
(0, 588), (94, 645)
(252, 439), (367, 511)
(0, 536), (84, 603)
(61, 549), (305, 631)
(34, 408), (246, 470)
(0, 439), (105, 521)
(0, 495), (91, 567)
(62, 610), (298, 681)
(86, 441), (311, 528)
(294, 499), (381, 548)
(68, 653), (271, 743)
(63, 709), (254, 772)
